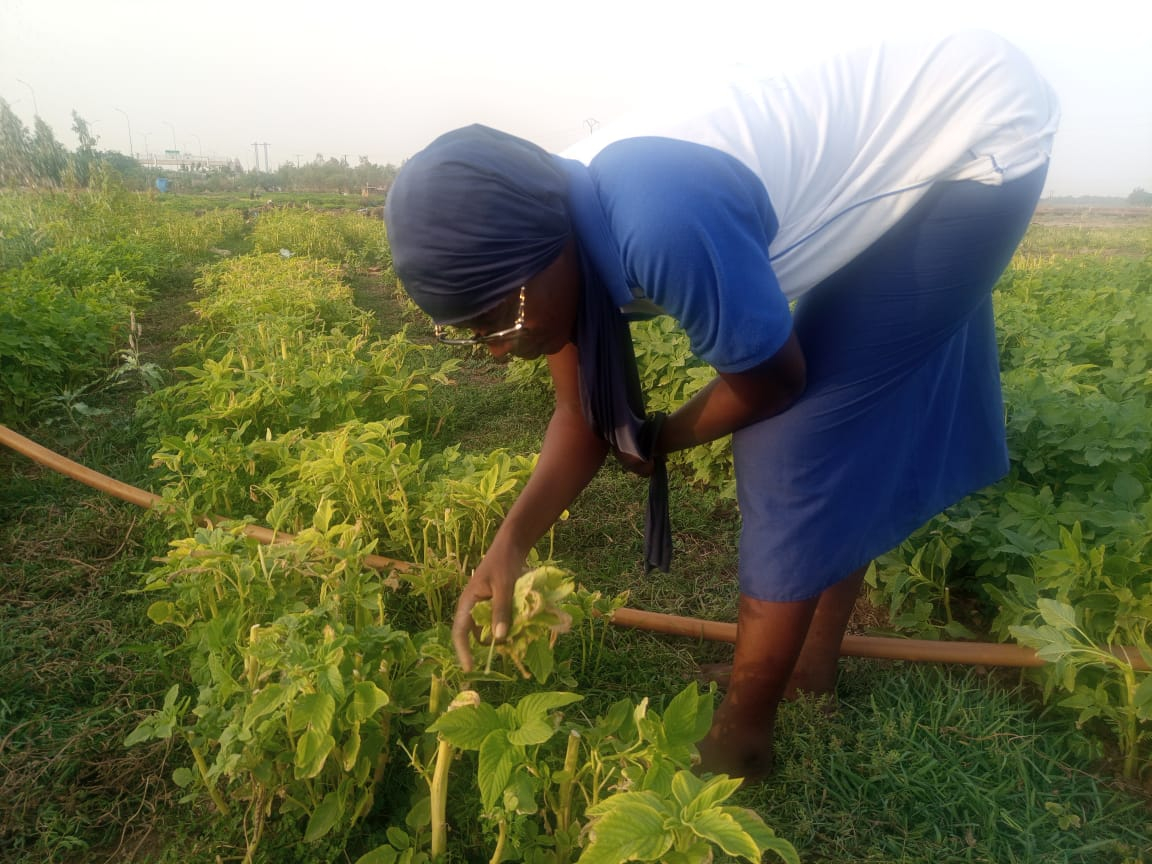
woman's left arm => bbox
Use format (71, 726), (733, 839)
(657, 328), (806, 454)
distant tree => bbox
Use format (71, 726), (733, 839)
(269, 154), (395, 193)
(98, 151), (148, 188)
(0, 102), (147, 189)
(0, 97), (33, 185)
(31, 116), (68, 185)
(1128, 187), (1152, 206)
(69, 110), (98, 185)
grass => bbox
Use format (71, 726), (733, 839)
(755, 663), (1151, 863)
(0, 434), (181, 862)
(2, 205), (1150, 862)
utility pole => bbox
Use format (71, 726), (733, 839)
(261, 142), (270, 173)
(251, 142), (260, 173)
(114, 107), (133, 158)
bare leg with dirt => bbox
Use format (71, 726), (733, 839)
(697, 593), (819, 780)
(784, 566), (867, 700)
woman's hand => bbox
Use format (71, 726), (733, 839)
(452, 343), (609, 671)
(451, 543), (525, 672)
(612, 447), (655, 477)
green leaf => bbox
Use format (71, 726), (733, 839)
(662, 846), (713, 864)
(1113, 472), (1144, 505)
(523, 636), (554, 682)
(322, 660), (347, 704)
(671, 769), (705, 807)
(1133, 675), (1152, 720)
(353, 844), (398, 864)
(515, 691), (582, 724)
(1010, 624), (1074, 660)
(1037, 598), (1079, 632)
(428, 703), (503, 750)
(295, 726), (336, 779)
(724, 808), (801, 864)
(347, 681), (390, 723)
(304, 789), (343, 842)
(171, 767), (196, 788)
(147, 600), (176, 625)
(341, 722), (362, 771)
(1056, 658), (1079, 693)
(639, 756), (676, 796)
(508, 717), (555, 747)
(582, 792), (674, 864)
(386, 827), (411, 850)
(502, 771), (539, 815)
(477, 730), (519, 811)
(123, 720), (155, 747)
(678, 771), (743, 817)
(290, 692), (336, 735)
(405, 795), (431, 830)
(244, 683), (288, 728)
(662, 684), (708, 748)
(688, 808), (761, 861)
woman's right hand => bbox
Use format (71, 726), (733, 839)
(452, 343), (609, 672)
(452, 543), (525, 672)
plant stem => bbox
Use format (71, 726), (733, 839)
(554, 729), (582, 864)
(190, 743), (231, 815)
(429, 735), (454, 859)
(488, 818), (508, 864)
(242, 783), (267, 864)
(372, 715), (391, 788)
(1121, 664), (1137, 779)
(485, 636), (497, 674)
(556, 730), (581, 834)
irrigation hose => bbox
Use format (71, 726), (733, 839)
(2, 423), (1146, 671)
(0, 423), (412, 573)
(610, 607), (1149, 670)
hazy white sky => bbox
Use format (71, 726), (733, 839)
(2, 0), (1149, 196)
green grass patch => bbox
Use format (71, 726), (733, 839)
(754, 663), (1152, 863)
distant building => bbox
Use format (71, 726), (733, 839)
(140, 149), (235, 172)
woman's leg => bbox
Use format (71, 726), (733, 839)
(697, 567), (864, 778)
(698, 593), (818, 779)
(784, 566), (867, 699)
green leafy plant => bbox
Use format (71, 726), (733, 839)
(582, 770), (798, 864)
(1009, 575), (1151, 779)
(127, 509), (426, 864)
(250, 207), (388, 269)
(469, 565), (575, 681)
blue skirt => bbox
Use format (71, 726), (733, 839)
(733, 167), (1047, 601)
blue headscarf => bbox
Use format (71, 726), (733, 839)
(385, 125), (671, 572)
(385, 124), (570, 325)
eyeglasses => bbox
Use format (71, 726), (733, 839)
(434, 286), (527, 346)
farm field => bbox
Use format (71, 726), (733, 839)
(1, 181), (1150, 864)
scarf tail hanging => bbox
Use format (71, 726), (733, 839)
(574, 247), (672, 572)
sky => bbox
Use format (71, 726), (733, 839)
(1, 0), (1149, 197)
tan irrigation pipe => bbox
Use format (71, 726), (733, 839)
(0, 424), (413, 573)
(611, 607), (1150, 671)
(3, 423), (1147, 671)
